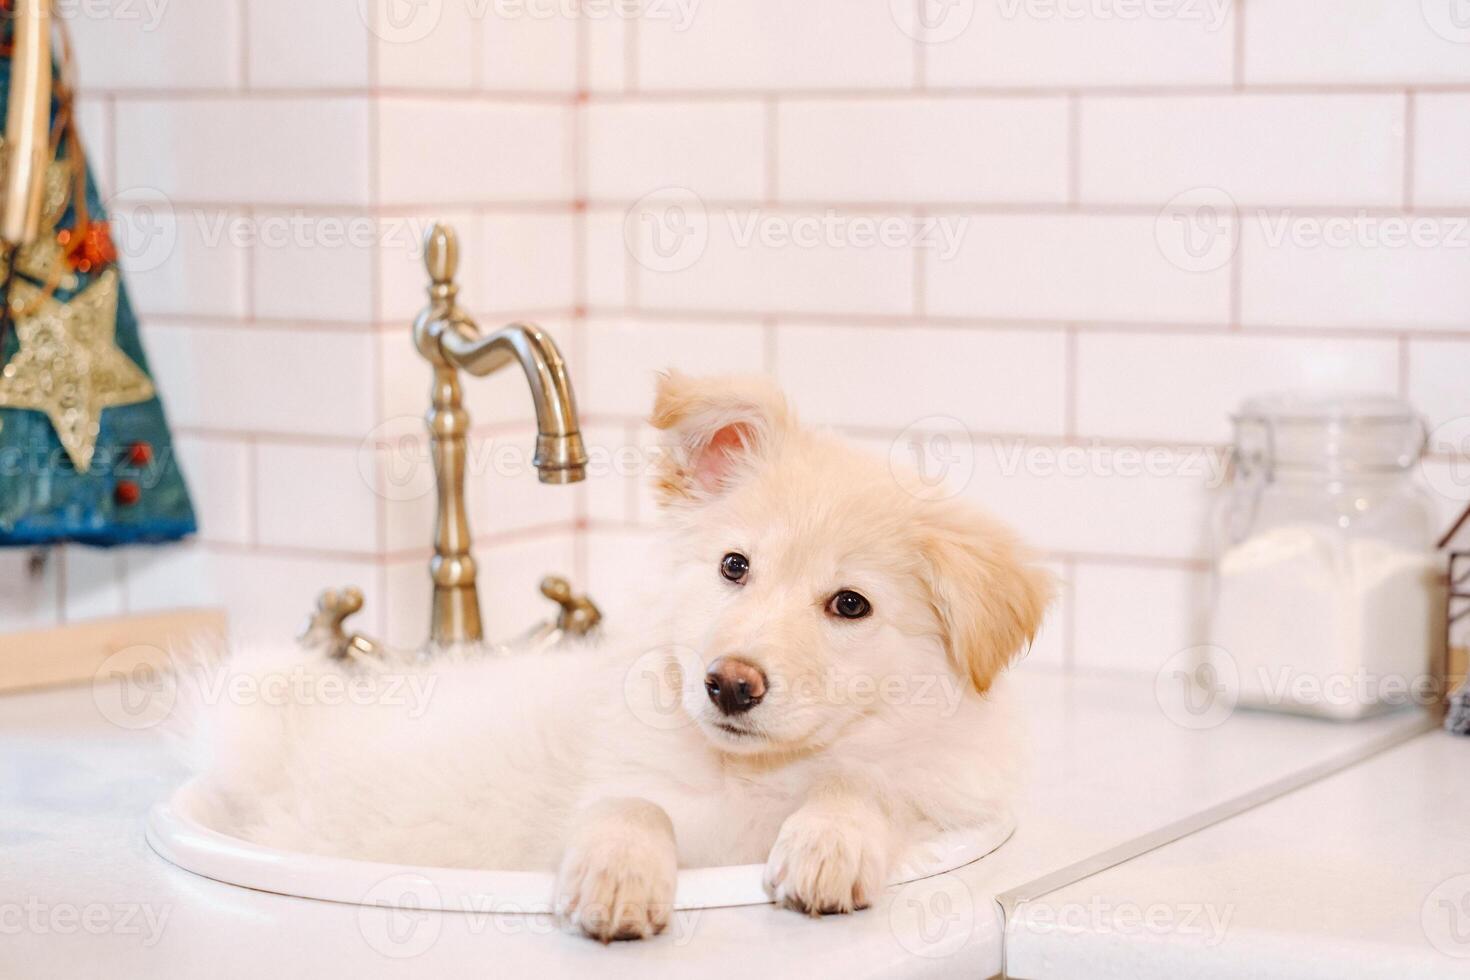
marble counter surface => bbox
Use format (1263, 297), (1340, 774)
(1004, 726), (1470, 980)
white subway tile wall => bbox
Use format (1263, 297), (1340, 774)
(66, 0), (241, 91)
(1414, 93), (1470, 207)
(634, 0), (915, 91)
(375, 100), (574, 205)
(584, 101), (767, 200)
(29, 1), (1467, 682)
(480, 14), (581, 92)
(927, 213), (1234, 323)
(776, 97), (1071, 204)
(1243, 0), (1470, 85)
(246, 0), (370, 89)
(1077, 94), (1405, 207)
(1074, 333), (1400, 443)
(114, 98), (372, 207)
(374, 3), (481, 90)
(773, 323), (1068, 435)
(925, 2), (1235, 87)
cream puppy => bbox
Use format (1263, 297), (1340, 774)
(185, 373), (1050, 943)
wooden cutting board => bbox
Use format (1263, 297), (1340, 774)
(0, 608), (224, 693)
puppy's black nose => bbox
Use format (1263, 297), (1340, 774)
(704, 657), (766, 715)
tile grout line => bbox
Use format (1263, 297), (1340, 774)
(597, 306), (1470, 339)
(1403, 90), (1416, 210)
(91, 83), (1470, 100)
(199, 522), (585, 567)
(237, 0), (250, 90)
(912, 0), (926, 90)
(1231, 0), (1246, 89)
(138, 309), (1470, 341)
(241, 205), (257, 322)
(170, 420), (1470, 466)
(1063, 326), (1078, 437)
(143, 198), (1470, 219)
(246, 437), (261, 548)
(574, 1), (589, 94)
(1228, 216), (1243, 331)
(764, 96), (779, 204)
(625, 2), (639, 93)
(471, 0), (487, 90)
(912, 207), (926, 318)
(1066, 93), (1080, 206)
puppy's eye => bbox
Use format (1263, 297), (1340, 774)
(828, 590), (871, 620)
(720, 552), (750, 584)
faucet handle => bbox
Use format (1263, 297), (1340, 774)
(299, 586), (384, 661)
(424, 222), (458, 285)
(539, 576), (602, 637)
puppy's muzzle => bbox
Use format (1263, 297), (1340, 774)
(704, 658), (766, 716)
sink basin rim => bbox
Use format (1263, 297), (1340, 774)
(146, 779), (1017, 913)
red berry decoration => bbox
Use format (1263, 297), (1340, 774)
(126, 441), (153, 466)
(114, 481), (141, 507)
(58, 221), (119, 274)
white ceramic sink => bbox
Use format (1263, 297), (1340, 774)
(146, 778), (1017, 913)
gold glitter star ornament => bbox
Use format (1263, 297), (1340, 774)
(0, 268), (155, 472)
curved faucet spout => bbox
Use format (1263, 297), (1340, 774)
(411, 222), (592, 649)
(439, 322), (587, 484)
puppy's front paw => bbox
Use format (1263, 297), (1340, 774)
(763, 807), (888, 916)
(555, 828), (677, 942)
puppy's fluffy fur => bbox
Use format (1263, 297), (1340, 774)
(184, 373), (1051, 941)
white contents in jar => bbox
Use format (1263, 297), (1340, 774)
(1210, 524), (1439, 720)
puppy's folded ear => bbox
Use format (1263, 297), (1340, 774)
(920, 505), (1053, 694)
(650, 371), (791, 502)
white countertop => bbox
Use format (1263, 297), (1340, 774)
(1005, 727), (1470, 980)
(0, 668), (1445, 979)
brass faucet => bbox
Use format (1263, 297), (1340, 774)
(1, 1), (52, 249)
(411, 222), (591, 647)
(304, 223), (598, 658)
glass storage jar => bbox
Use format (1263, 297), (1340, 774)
(1207, 393), (1441, 720)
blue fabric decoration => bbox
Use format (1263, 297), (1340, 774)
(0, 44), (196, 548)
